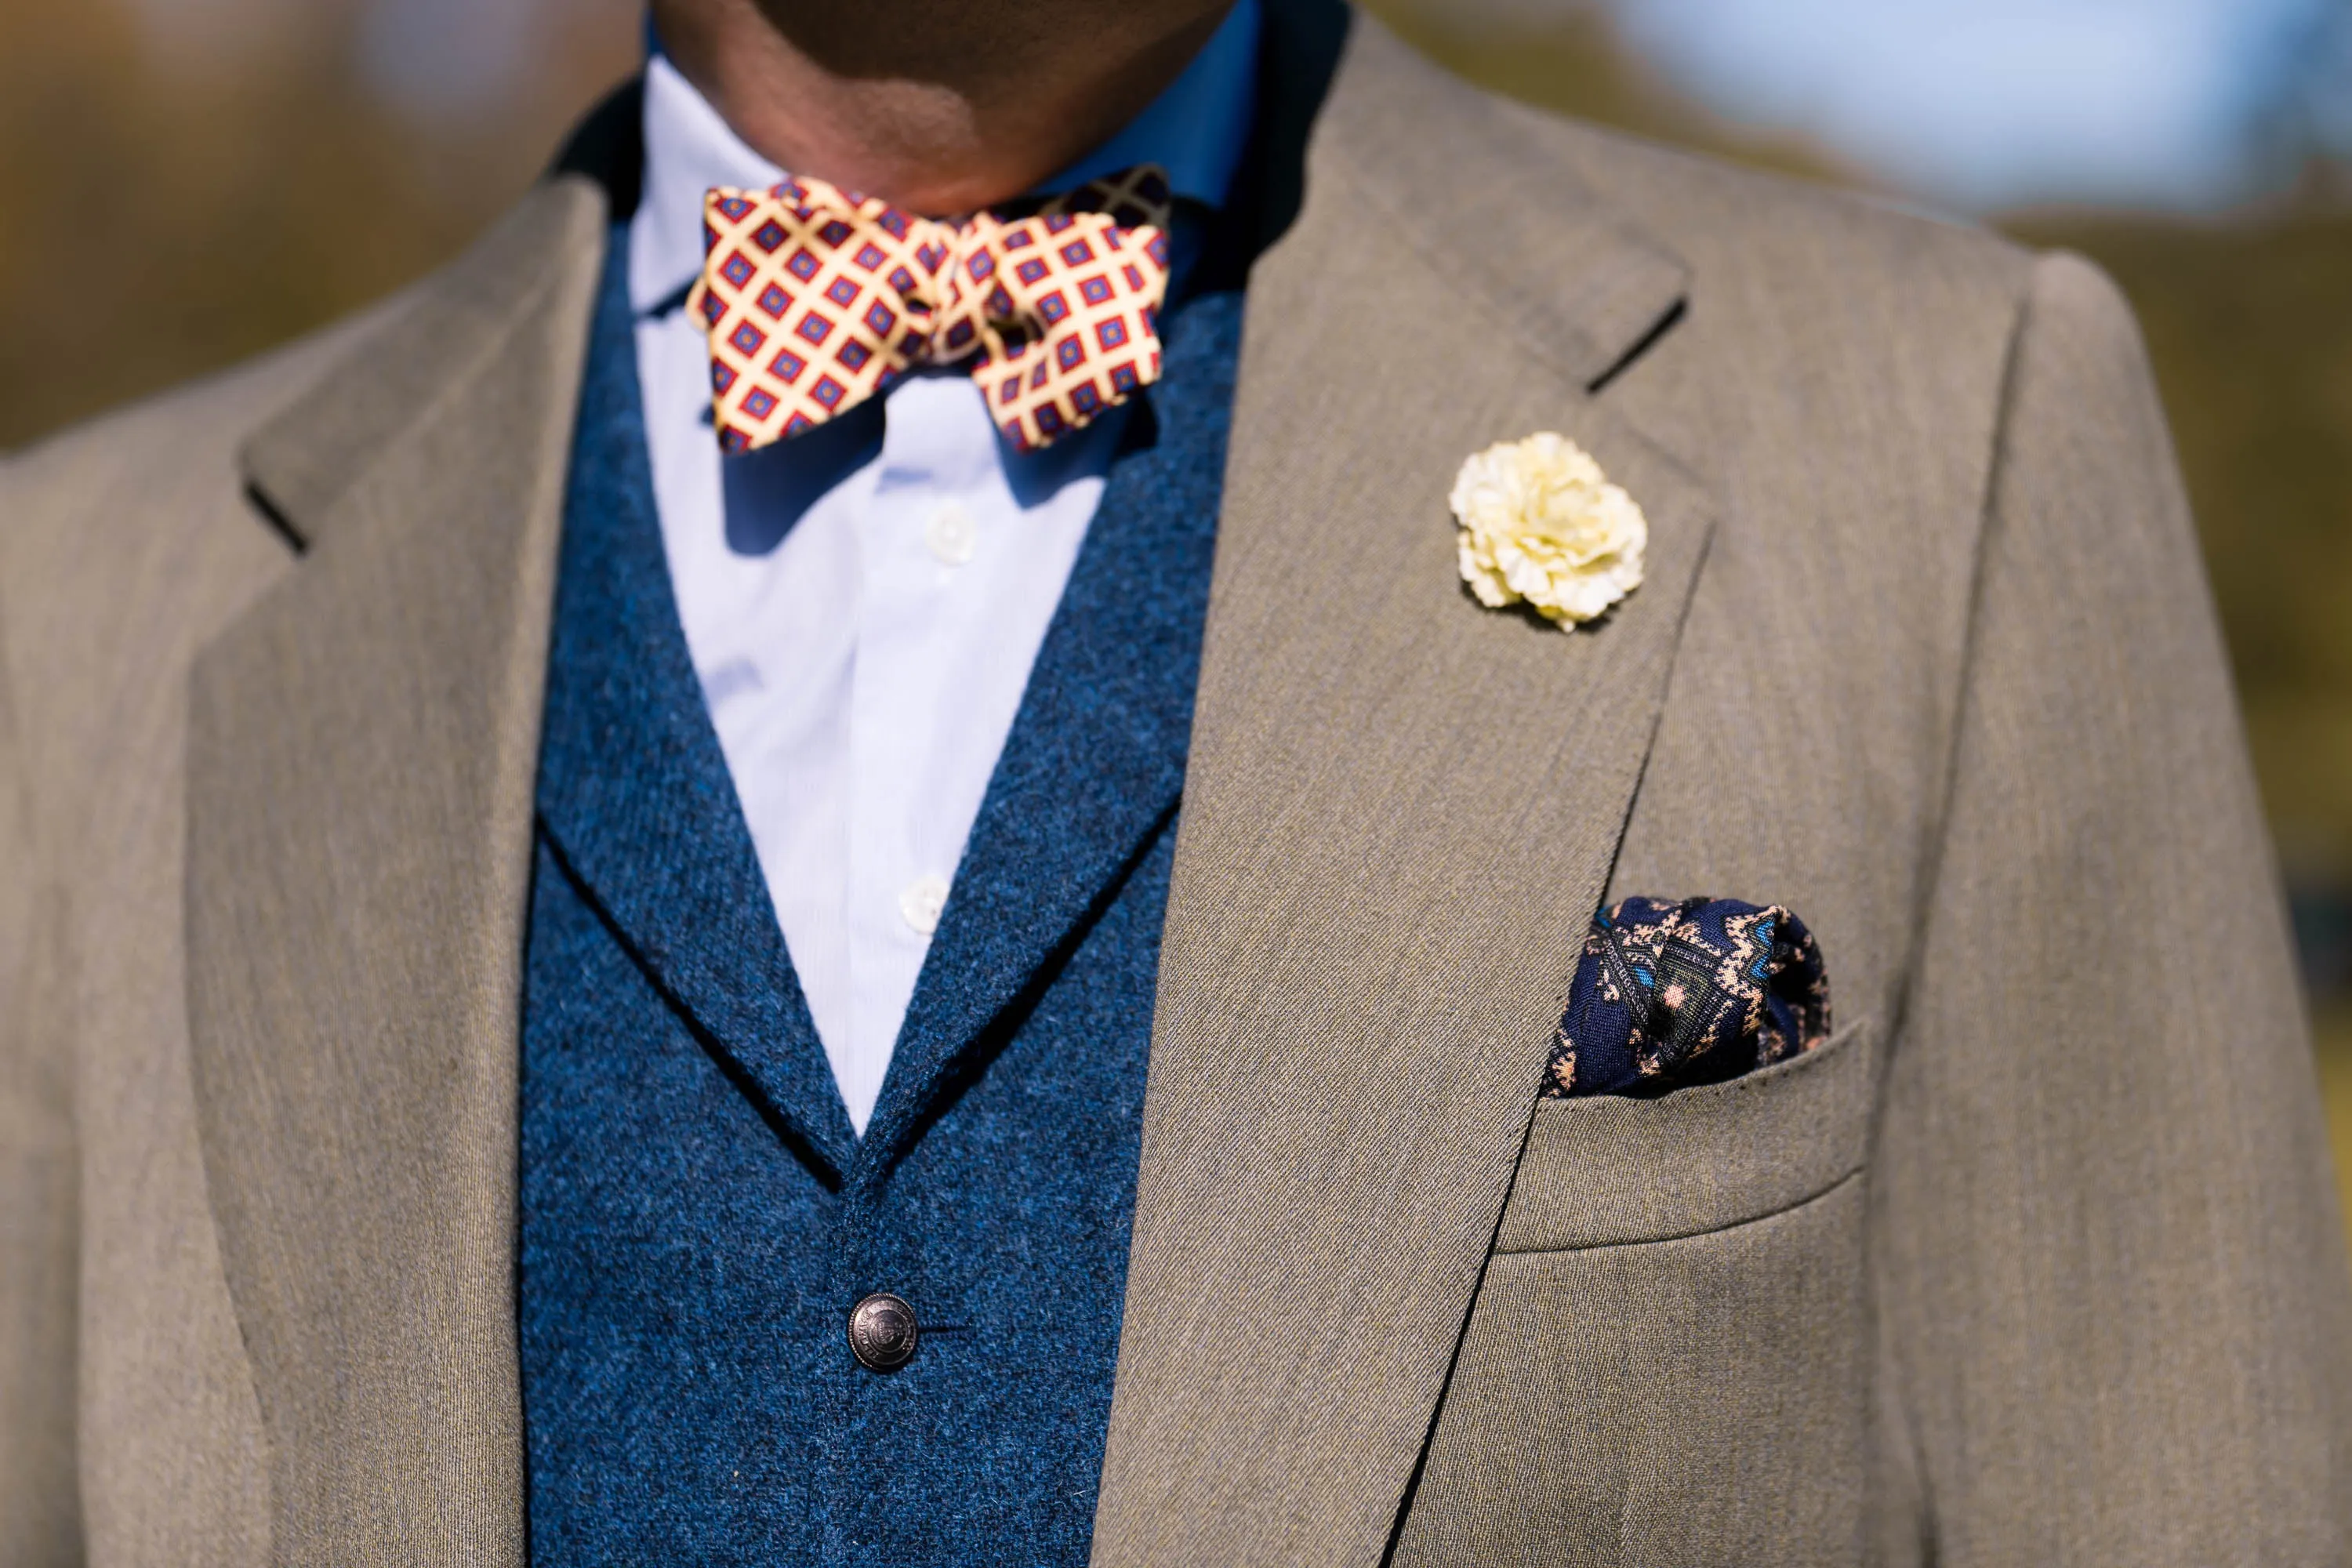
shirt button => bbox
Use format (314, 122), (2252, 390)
(848, 1291), (919, 1372)
(898, 873), (950, 935)
(924, 502), (977, 566)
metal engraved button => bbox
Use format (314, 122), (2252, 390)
(848, 1291), (920, 1372)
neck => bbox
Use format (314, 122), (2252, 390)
(648, 0), (1235, 214)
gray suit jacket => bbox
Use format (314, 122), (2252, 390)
(5, 14), (2348, 1565)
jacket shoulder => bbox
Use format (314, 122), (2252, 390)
(1555, 111), (2031, 300)
(0, 302), (389, 794)
(1348, 18), (2038, 348)
(2, 302), (388, 570)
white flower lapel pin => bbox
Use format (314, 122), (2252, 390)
(1450, 431), (1646, 630)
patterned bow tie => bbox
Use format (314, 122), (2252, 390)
(687, 165), (1174, 454)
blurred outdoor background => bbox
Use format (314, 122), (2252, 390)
(4, 0), (2352, 1220)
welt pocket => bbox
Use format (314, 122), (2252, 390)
(1495, 1014), (1881, 1253)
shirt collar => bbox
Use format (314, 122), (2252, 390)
(629, 0), (1261, 318)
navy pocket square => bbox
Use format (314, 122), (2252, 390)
(1544, 897), (1831, 1098)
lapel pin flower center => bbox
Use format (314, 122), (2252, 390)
(1450, 431), (1647, 629)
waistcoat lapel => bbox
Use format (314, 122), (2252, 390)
(183, 160), (613, 1563)
(532, 234), (859, 1181)
(1090, 10), (1716, 1566)
(855, 284), (1243, 1179)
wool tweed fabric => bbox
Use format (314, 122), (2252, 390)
(517, 221), (1238, 1563)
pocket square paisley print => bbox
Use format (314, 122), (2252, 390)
(1544, 897), (1831, 1098)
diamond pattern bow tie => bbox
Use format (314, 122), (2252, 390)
(687, 165), (1174, 454)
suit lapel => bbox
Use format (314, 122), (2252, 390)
(1090, 13), (1714, 1567)
(183, 176), (608, 1564)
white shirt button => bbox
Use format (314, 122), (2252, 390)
(898, 873), (952, 935)
(924, 502), (977, 566)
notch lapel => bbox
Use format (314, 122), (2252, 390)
(183, 176), (608, 1564)
(1090, 15), (1714, 1567)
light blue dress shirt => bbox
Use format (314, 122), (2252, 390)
(628, 3), (1258, 1132)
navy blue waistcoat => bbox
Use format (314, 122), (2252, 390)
(516, 231), (1241, 1563)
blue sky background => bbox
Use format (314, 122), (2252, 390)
(1545, 0), (2352, 210)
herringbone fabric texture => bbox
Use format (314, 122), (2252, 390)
(688, 167), (1173, 452)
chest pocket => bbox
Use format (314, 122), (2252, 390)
(1393, 1017), (1883, 1568)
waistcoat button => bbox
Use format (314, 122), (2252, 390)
(848, 1291), (920, 1371)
